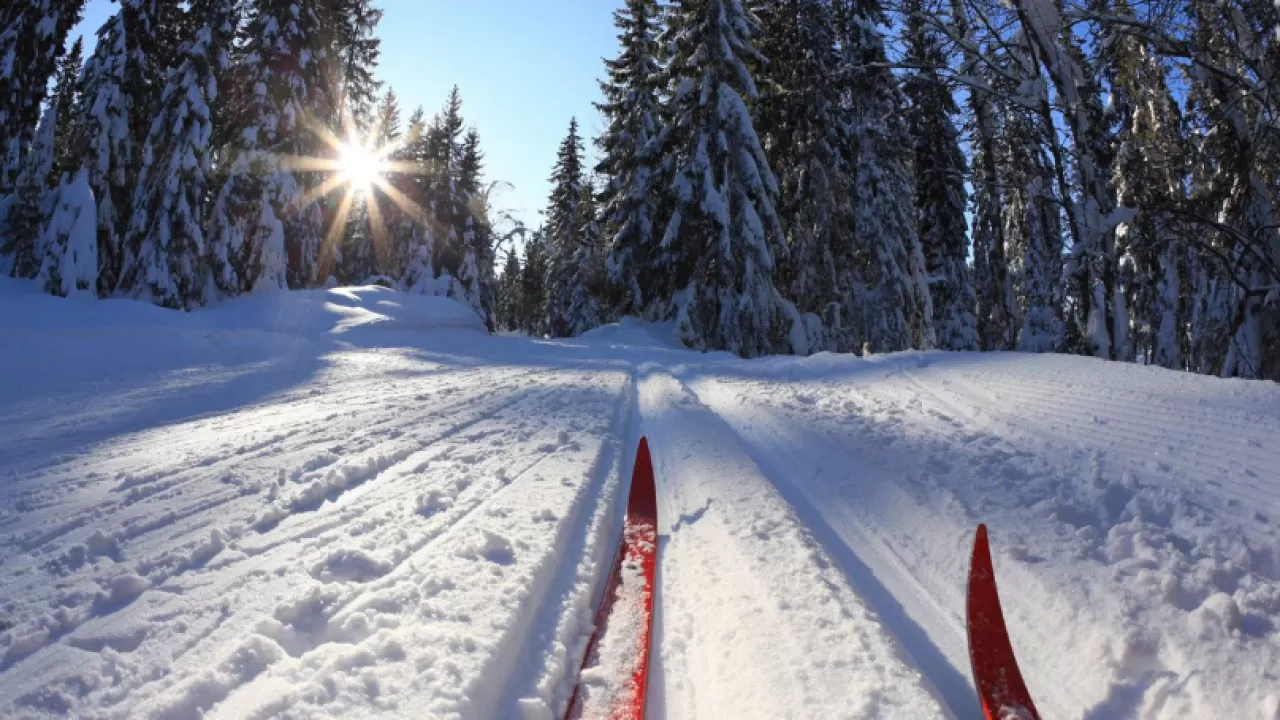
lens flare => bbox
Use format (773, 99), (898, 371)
(338, 139), (384, 194)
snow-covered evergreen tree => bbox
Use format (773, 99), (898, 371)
(327, 0), (383, 132)
(40, 168), (98, 296)
(543, 118), (587, 337)
(521, 229), (550, 336)
(124, 0), (237, 309)
(51, 37), (84, 183)
(0, 0), (84, 193)
(596, 0), (664, 319)
(496, 249), (522, 331)
(209, 0), (331, 293)
(393, 106), (437, 294)
(992, 37), (1062, 354)
(837, 0), (934, 352)
(1104, 3), (1187, 368)
(1012, 0), (1123, 360)
(649, 0), (791, 357)
(563, 182), (606, 335)
(454, 128), (494, 328)
(76, 0), (169, 296)
(1182, 1), (1280, 379)
(902, 1), (977, 351)
(756, 0), (851, 353)
(373, 89), (401, 148)
(2, 106), (59, 278)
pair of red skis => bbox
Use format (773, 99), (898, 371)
(565, 437), (1039, 720)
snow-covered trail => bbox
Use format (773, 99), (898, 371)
(639, 371), (946, 719)
(3, 287), (1278, 719)
(675, 352), (1280, 718)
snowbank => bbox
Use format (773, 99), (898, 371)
(580, 316), (694, 352)
(0, 280), (487, 338)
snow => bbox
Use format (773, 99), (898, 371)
(2, 285), (1279, 719)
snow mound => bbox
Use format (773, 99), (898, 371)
(579, 316), (686, 351)
(202, 286), (487, 337)
(0, 281), (487, 339)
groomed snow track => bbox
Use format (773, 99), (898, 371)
(2, 293), (1278, 719)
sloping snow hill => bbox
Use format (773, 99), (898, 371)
(1, 282), (1278, 719)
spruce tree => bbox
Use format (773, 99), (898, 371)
(521, 229), (550, 336)
(124, 0), (238, 309)
(596, 0), (664, 318)
(650, 0), (791, 357)
(51, 37), (84, 184)
(2, 106), (59, 279)
(395, 107), (438, 294)
(424, 87), (465, 278)
(456, 128), (495, 327)
(544, 118), (586, 337)
(76, 0), (169, 296)
(327, 0), (383, 133)
(756, 0), (854, 352)
(837, 0), (934, 352)
(1100, 3), (1186, 366)
(903, 3), (977, 351)
(40, 168), (98, 297)
(0, 0), (85, 193)
(374, 89), (402, 148)
(497, 249), (522, 331)
(563, 182), (606, 335)
(209, 0), (331, 293)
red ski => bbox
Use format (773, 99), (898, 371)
(565, 437), (658, 720)
(967, 524), (1041, 720)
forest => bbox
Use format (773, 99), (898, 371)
(1, 0), (1278, 380)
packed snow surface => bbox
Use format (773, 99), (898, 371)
(2, 281), (1278, 719)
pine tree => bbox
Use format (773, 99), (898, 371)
(649, 0), (791, 357)
(950, 0), (1017, 352)
(596, 0), (664, 318)
(1104, 3), (1187, 368)
(76, 0), (170, 296)
(837, 0), (934, 352)
(124, 0), (238, 309)
(521, 229), (550, 335)
(902, 0), (978, 352)
(394, 106), (438, 294)
(1012, 0), (1123, 360)
(40, 168), (98, 296)
(755, 0), (851, 353)
(544, 118), (586, 337)
(51, 37), (84, 183)
(497, 249), (522, 331)
(993, 36), (1061, 353)
(327, 0), (383, 133)
(0, 0), (85, 193)
(425, 87), (466, 278)
(373, 89), (402, 148)
(209, 0), (331, 294)
(457, 128), (495, 327)
(1182, 1), (1280, 379)
(563, 182), (606, 335)
(2, 106), (59, 278)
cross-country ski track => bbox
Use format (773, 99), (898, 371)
(2, 285), (1278, 719)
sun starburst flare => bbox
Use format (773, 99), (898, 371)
(267, 109), (450, 284)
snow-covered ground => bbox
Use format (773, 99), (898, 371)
(2, 281), (1278, 719)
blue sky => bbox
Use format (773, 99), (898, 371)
(71, 0), (624, 236)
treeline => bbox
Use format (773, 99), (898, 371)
(0, 0), (496, 324)
(3, 0), (1278, 381)
(496, 0), (1279, 380)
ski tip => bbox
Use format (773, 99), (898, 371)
(975, 523), (989, 546)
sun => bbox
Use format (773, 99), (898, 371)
(338, 139), (385, 194)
